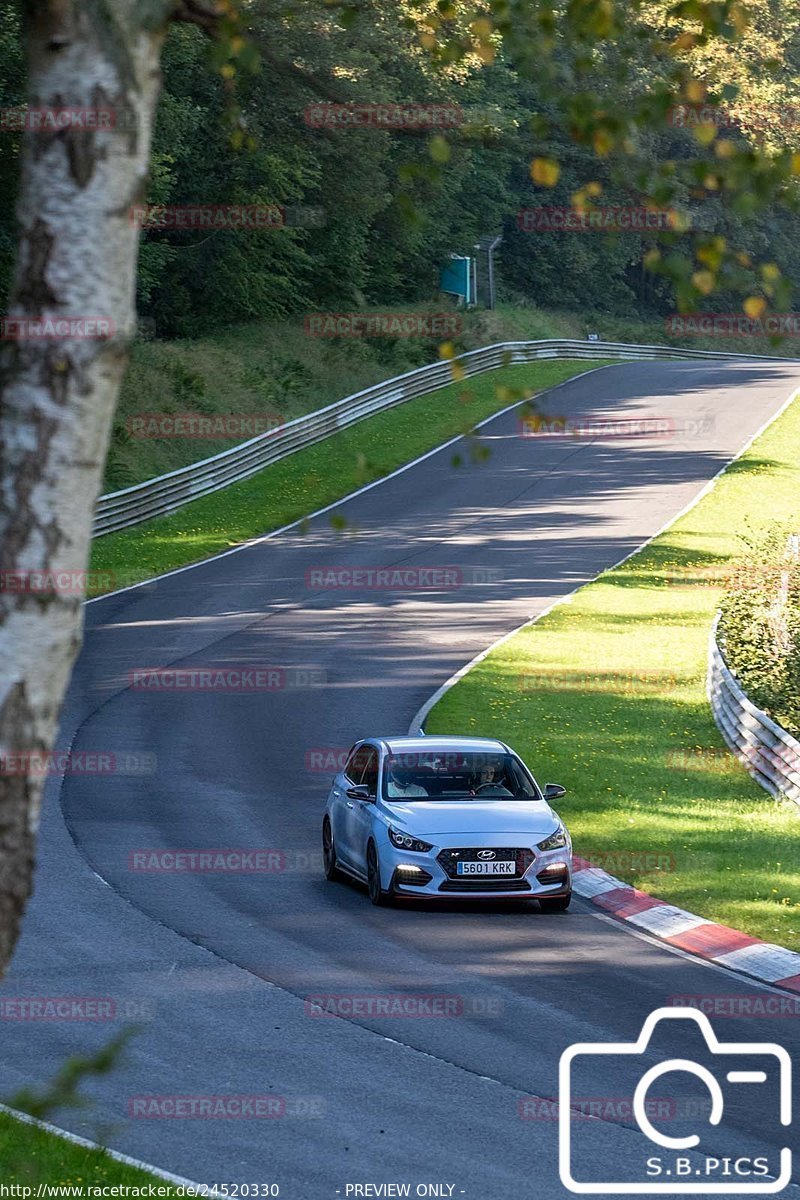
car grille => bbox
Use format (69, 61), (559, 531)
(436, 847), (535, 882)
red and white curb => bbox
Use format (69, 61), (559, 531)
(572, 856), (800, 994)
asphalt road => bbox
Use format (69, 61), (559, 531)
(3, 359), (800, 1198)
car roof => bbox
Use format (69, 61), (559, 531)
(379, 735), (509, 754)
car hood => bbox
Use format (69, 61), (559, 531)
(381, 799), (560, 838)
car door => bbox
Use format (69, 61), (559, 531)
(332, 744), (368, 869)
(348, 745), (379, 876)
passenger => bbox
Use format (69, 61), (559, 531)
(386, 762), (428, 798)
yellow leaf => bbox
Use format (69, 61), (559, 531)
(220, 63), (236, 79)
(476, 42), (496, 63)
(697, 242), (722, 268)
(666, 209), (691, 232)
(586, 181), (603, 197)
(791, 152), (800, 175)
(703, 173), (719, 189)
(670, 33), (698, 51)
(439, 341), (456, 360)
(692, 270), (716, 295)
(429, 134), (451, 163)
(743, 297), (767, 318)
(715, 139), (735, 158)
(470, 17), (493, 38)
(693, 123), (717, 146)
(593, 129), (614, 157)
(419, 32), (437, 50)
(451, 362), (466, 382)
(761, 263), (781, 283)
(686, 80), (705, 103)
(530, 157), (561, 186)
(643, 249), (661, 269)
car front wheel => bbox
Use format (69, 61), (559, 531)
(322, 818), (344, 882)
(366, 841), (391, 906)
(539, 891), (571, 913)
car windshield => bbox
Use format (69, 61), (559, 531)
(382, 751), (540, 801)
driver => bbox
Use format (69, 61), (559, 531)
(472, 758), (513, 796)
(386, 761), (428, 798)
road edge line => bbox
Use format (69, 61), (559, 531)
(0, 1101), (216, 1192)
(408, 381), (800, 989)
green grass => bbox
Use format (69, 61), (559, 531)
(90, 359), (613, 593)
(0, 1110), (179, 1190)
(112, 302), (800, 491)
(427, 382), (800, 950)
(108, 309), (461, 491)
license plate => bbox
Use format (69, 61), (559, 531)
(456, 860), (516, 876)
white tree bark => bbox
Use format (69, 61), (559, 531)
(0, 0), (171, 978)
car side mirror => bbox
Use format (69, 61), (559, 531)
(346, 784), (372, 802)
(544, 783), (566, 800)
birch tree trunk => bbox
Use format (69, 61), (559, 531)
(0, 0), (172, 978)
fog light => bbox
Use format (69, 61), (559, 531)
(395, 864), (432, 887)
(536, 861), (569, 885)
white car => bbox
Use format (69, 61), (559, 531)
(322, 735), (572, 909)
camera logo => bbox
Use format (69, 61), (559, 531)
(559, 1007), (792, 1193)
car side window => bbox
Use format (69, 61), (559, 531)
(345, 745), (368, 784)
(360, 747), (379, 796)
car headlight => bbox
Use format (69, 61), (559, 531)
(538, 824), (568, 852)
(388, 827), (433, 852)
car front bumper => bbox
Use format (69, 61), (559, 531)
(380, 837), (573, 900)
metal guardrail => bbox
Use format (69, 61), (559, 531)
(707, 617), (800, 806)
(94, 337), (791, 537)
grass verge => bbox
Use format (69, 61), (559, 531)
(112, 303), (800, 491)
(90, 359), (613, 594)
(0, 1110), (180, 1191)
(427, 385), (800, 949)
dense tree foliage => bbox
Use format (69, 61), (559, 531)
(1, 0), (798, 336)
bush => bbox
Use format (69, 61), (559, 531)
(718, 532), (800, 737)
